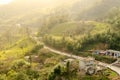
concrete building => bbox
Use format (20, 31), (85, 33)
(79, 57), (96, 75)
(79, 57), (107, 75)
(106, 50), (120, 58)
(93, 50), (106, 55)
(90, 49), (120, 58)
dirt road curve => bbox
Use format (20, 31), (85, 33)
(44, 46), (120, 75)
(31, 36), (120, 75)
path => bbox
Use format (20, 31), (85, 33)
(44, 46), (120, 75)
(31, 36), (120, 75)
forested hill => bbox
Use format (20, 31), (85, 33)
(0, 0), (77, 34)
(0, 0), (76, 19)
(38, 0), (120, 51)
(1, 0), (120, 31)
(71, 0), (120, 20)
(2, 0), (119, 51)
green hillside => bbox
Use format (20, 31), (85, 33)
(50, 22), (82, 35)
(42, 21), (110, 36)
(74, 0), (120, 20)
(0, 37), (36, 60)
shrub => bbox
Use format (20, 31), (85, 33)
(30, 44), (43, 54)
(11, 59), (30, 70)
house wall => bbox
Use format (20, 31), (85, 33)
(79, 60), (86, 70)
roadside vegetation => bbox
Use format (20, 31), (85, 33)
(42, 27), (118, 64)
(0, 44), (67, 80)
(48, 61), (119, 80)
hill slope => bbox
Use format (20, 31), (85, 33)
(73, 0), (120, 20)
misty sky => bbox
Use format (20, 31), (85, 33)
(0, 0), (13, 4)
(0, 0), (78, 5)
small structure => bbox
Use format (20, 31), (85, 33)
(99, 51), (107, 55)
(94, 50), (100, 54)
(79, 57), (107, 75)
(106, 50), (120, 58)
(93, 50), (106, 55)
(90, 49), (120, 58)
(79, 57), (96, 75)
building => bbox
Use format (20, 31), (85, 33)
(94, 50), (100, 54)
(79, 57), (107, 75)
(79, 57), (96, 75)
(90, 49), (120, 58)
(106, 50), (120, 58)
(93, 50), (106, 55)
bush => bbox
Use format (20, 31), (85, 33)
(76, 52), (117, 64)
(30, 44), (44, 54)
(26, 69), (40, 80)
(11, 59), (30, 71)
(7, 70), (29, 80)
(94, 55), (117, 64)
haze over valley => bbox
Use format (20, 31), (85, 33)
(0, 0), (120, 80)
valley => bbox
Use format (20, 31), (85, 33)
(0, 0), (120, 80)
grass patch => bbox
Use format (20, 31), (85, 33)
(0, 38), (36, 60)
(48, 21), (110, 36)
(104, 68), (118, 77)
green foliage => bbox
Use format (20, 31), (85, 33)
(48, 66), (62, 80)
(79, 31), (120, 51)
(106, 8), (120, 30)
(40, 21), (108, 36)
(0, 37), (35, 61)
(80, 75), (109, 80)
(76, 52), (117, 64)
(26, 69), (40, 80)
(43, 29), (119, 64)
(9, 72), (29, 80)
(0, 74), (6, 80)
(0, 48), (66, 80)
(30, 44), (44, 54)
(93, 55), (117, 64)
(11, 59), (30, 71)
(48, 61), (114, 80)
(6, 69), (40, 80)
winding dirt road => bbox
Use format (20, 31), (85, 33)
(31, 36), (120, 75)
(44, 46), (120, 75)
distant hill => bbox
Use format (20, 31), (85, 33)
(0, 0), (76, 19)
(0, 0), (77, 34)
(1, 0), (120, 35)
(71, 0), (102, 20)
(72, 0), (120, 20)
(39, 21), (110, 37)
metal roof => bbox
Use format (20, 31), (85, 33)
(107, 50), (120, 54)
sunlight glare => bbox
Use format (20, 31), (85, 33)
(0, 0), (12, 4)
